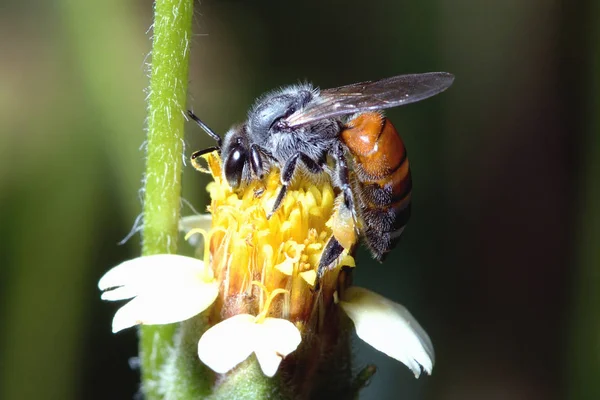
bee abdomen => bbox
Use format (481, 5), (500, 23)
(363, 201), (411, 261)
(341, 112), (412, 260)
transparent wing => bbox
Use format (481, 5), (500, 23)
(285, 72), (454, 127)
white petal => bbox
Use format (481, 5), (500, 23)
(98, 254), (213, 297)
(258, 318), (302, 357)
(179, 214), (212, 232)
(198, 314), (256, 374)
(252, 318), (301, 377)
(254, 350), (283, 377)
(340, 287), (434, 377)
(111, 280), (219, 333)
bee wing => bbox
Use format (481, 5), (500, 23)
(285, 72), (454, 127)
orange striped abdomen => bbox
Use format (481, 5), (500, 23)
(341, 112), (412, 260)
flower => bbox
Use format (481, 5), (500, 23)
(99, 151), (434, 379)
(99, 251), (303, 376)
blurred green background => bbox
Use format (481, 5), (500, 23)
(1, 0), (598, 399)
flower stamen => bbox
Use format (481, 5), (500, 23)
(251, 281), (290, 323)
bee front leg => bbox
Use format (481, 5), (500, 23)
(191, 146), (221, 171)
(191, 146), (220, 160)
(249, 144), (266, 179)
(267, 152), (323, 219)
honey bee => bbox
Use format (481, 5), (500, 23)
(188, 72), (454, 279)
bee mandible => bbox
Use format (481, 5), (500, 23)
(188, 72), (454, 279)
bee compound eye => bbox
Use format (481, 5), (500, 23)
(224, 148), (246, 189)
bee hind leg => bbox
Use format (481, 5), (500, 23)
(315, 236), (345, 290)
(333, 144), (361, 234)
(318, 237), (344, 278)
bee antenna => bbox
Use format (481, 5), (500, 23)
(187, 110), (222, 148)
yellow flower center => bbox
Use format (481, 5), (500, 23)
(195, 152), (355, 328)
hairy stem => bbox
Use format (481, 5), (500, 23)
(140, 0), (194, 398)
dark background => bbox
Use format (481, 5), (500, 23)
(1, 0), (598, 399)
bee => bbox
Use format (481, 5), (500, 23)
(188, 72), (454, 279)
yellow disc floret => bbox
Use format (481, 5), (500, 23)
(199, 152), (355, 330)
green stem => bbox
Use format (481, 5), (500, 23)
(163, 314), (214, 399)
(208, 358), (288, 400)
(140, 0), (194, 398)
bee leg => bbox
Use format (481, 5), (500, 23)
(257, 147), (277, 163)
(315, 237), (345, 290)
(267, 152), (323, 219)
(249, 144), (265, 179)
(191, 146), (220, 171)
(268, 185), (288, 219)
(333, 144), (360, 232)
